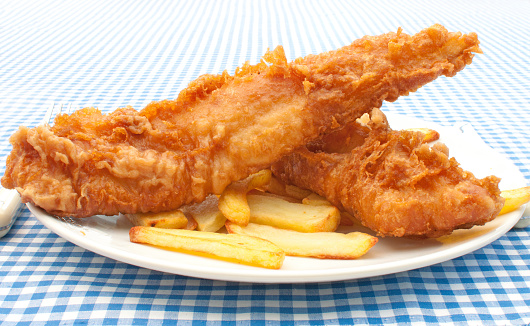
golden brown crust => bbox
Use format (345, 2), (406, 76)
(2, 25), (481, 217)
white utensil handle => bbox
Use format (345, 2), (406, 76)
(513, 205), (530, 228)
(0, 187), (22, 238)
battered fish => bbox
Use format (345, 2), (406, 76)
(272, 109), (504, 238)
(2, 25), (481, 217)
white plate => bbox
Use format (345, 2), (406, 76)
(29, 114), (526, 283)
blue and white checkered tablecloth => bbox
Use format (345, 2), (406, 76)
(1, 0), (529, 324)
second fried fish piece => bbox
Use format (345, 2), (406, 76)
(272, 109), (504, 238)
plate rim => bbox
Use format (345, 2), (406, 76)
(29, 202), (523, 283)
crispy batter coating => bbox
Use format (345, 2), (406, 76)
(272, 109), (504, 238)
(2, 25), (481, 217)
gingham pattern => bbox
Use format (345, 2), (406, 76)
(1, 0), (529, 324)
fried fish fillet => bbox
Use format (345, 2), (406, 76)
(2, 25), (481, 218)
(272, 109), (504, 238)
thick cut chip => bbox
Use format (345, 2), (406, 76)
(124, 210), (188, 229)
(218, 169), (272, 225)
(262, 175), (290, 197)
(284, 184), (313, 200)
(185, 216), (198, 230)
(302, 193), (333, 206)
(247, 194), (340, 232)
(184, 195), (226, 232)
(129, 226), (285, 269)
(499, 186), (530, 215)
(226, 222), (378, 259)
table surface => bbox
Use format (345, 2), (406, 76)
(1, 0), (529, 324)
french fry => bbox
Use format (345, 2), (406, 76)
(285, 184), (313, 200)
(262, 174), (289, 197)
(406, 128), (440, 143)
(226, 222), (378, 259)
(124, 210), (188, 229)
(499, 186), (530, 215)
(247, 194), (341, 232)
(248, 189), (300, 203)
(184, 195), (226, 232)
(218, 169), (272, 225)
(302, 193), (333, 206)
(185, 216), (198, 230)
(129, 226), (285, 269)
(266, 174), (312, 200)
